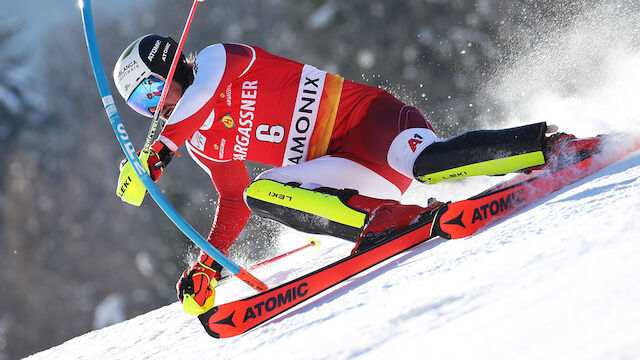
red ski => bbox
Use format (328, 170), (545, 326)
(434, 134), (640, 239)
(198, 207), (440, 338)
(199, 133), (640, 338)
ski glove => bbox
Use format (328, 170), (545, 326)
(116, 141), (178, 206)
(177, 252), (223, 316)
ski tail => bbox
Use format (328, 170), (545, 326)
(434, 134), (640, 239)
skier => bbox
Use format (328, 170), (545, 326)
(114, 34), (587, 315)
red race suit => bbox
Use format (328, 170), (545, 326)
(156, 43), (433, 253)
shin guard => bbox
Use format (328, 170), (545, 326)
(413, 122), (548, 183)
(244, 180), (369, 241)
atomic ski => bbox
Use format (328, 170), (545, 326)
(199, 133), (640, 338)
(198, 207), (441, 338)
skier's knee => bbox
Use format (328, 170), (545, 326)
(243, 179), (366, 241)
(387, 128), (440, 178)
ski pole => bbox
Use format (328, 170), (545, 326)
(250, 237), (321, 271)
(220, 238), (321, 281)
(142, 0), (202, 153)
(79, 0), (268, 292)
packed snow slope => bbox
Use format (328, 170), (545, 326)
(27, 146), (640, 359)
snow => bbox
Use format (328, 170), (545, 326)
(26, 147), (640, 359)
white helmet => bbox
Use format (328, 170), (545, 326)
(113, 34), (187, 117)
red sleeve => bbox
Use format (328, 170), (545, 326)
(189, 150), (252, 254)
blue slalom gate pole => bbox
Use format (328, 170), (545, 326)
(79, 0), (267, 292)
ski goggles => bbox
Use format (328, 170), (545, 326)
(126, 75), (166, 118)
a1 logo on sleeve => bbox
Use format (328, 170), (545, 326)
(408, 133), (424, 152)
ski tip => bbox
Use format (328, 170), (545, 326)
(198, 306), (222, 338)
(197, 306), (217, 322)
